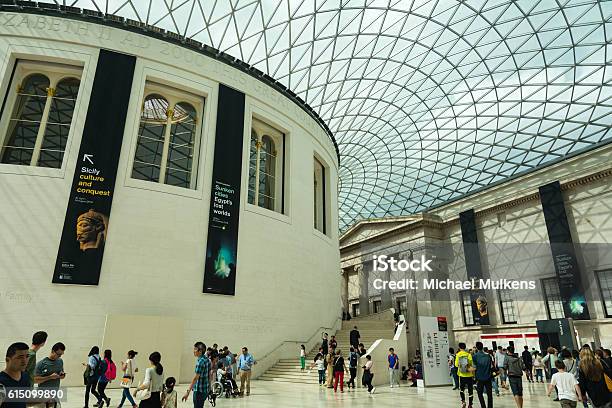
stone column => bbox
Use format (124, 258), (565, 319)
(402, 251), (420, 362)
(341, 269), (350, 316)
(381, 264), (392, 310)
(356, 264), (370, 316)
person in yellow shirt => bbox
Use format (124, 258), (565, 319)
(455, 342), (475, 408)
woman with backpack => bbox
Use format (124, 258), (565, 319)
(95, 349), (116, 407)
(332, 350), (348, 393)
(118, 350), (139, 408)
(83, 346), (102, 408)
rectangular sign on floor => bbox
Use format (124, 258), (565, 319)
(52, 49), (136, 285)
(419, 316), (451, 386)
(539, 181), (590, 320)
(203, 84), (245, 295)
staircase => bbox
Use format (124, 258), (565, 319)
(259, 319), (394, 384)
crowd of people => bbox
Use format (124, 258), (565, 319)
(448, 342), (612, 408)
(0, 332), (257, 408)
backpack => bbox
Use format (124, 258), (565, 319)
(94, 356), (107, 378)
(349, 352), (358, 368)
(105, 359), (117, 380)
(458, 355), (470, 374)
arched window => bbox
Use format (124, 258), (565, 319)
(314, 157), (327, 234)
(0, 62), (82, 169)
(131, 84), (203, 189)
(248, 118), (285, 213)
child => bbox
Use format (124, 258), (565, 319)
(217, 361), (227, 382)
(161, 377), (177, 408)
(311, 351), (326, 386)
(533, 351), (544, 383)
(300, 345), (306, 371)
(547, 360), (583, 408)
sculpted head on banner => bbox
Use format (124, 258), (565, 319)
(475, 295), (488, 317)
(76, 209), (107, 251)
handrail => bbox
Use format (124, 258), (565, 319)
(257, 315), (342, 362)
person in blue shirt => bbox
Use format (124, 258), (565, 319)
(237, 347), (256, 397)
(473, 342), (494, 408)
(388, 348), (400, 387)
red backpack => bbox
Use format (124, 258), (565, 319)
(105, 359), (117, 380)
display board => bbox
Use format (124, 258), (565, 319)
(203, 84), (245, 295)
(52, 49), (136, 285)
(539, 181), (590, 320)
(419, 316), (451, 386)
(459, 209), (490, 325)
(536, 318), (578, 352)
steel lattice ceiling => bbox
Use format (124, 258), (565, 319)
(42, 0), (612, 231)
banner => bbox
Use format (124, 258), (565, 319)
(539, 181), (590, 320)
(203, 84), (245, 295)
(459, 209), (490, 325)
(53, 50), (136, 285)
(419, 316), (451, 386)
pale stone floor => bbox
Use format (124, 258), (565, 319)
(60, 380), (564, 408)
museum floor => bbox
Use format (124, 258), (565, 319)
(61, 380), (562, 408)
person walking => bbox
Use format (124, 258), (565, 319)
(325, 346), (335, 388)
(332, 350), (348, 393)
(449, 347), (459, 390)
(522, 346), (533, 383)
(161, 377), (177, 408)
(548, 360), (583, 408)
(347, 346), (358, 389)
(473, 342), (494, 408)
(118, 350), (139, 408)
(543, 347), (559, 381)
(96, 349), (116, 407)
(577, 348), (611, 408)
(237, 347), (256, 397)
(34, 342), (66, 408)
(362, 355), (375, 394)
(534, 351), (544, 383)
(133, 352), (164, 408)
(311, 351), (326, 386)
(544, 347), (560, 400)
(504, 346), (525, 408)
(25, 331), (48, 386)
(455, 342), (475, 408)
(182, 342), (209, 408)
(0, 343), (31, 408)
(83, 346), (102, 408)
(321, 333), (329, 356)
(329, 336), (338, 350)
(495, 347), (507, 390)
(561, 349), (578, 377)
(299, 345), (306, 372)
(388, 348), (400, 387)
(350, 326), (360, 349)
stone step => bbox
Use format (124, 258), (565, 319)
(258, 376), (319, 384)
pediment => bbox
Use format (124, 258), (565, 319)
(339, 216), (420, 247)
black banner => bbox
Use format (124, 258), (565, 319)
(203, 84), (245, 295)
(539, 181), (590, 320)
(459, 209), (490, 325)
(52, 50), (136, 285)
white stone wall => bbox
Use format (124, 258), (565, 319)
(0, 13), (340, 385)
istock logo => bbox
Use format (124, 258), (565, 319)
(373, 254), (433, 272)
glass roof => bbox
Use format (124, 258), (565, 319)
(65, 0), (611, 231)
